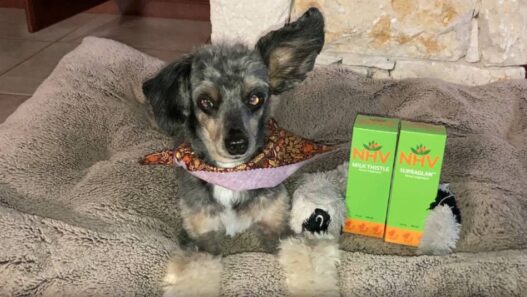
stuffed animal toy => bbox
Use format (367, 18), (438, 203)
(290, 162), (462, 255)
(140, 119), (334, 191)
(418, 183), (461, 255)
(290, 163), (348, 237)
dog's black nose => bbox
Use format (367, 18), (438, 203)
(225, 129), (249, 155)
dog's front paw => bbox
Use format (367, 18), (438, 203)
(279, 235), (340, 297)
(163, 249), (223, 297)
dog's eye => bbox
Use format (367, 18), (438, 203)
(248, 94), (263, 107)
(198, 96), (215, 111)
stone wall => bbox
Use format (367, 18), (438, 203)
(210, 0), (291, 46)
(210, 0), (526, 86)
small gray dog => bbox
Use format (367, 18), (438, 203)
(143, 8), (325, 254)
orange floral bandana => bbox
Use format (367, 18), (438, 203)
(140, 119), (333, 190)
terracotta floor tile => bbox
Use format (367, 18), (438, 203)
(60, 15), (211, 51)
(0, 8), (116, 42)
(0, 42), (79, 95)
(0, 38), (49, 75)
(0, 93), (29, 123)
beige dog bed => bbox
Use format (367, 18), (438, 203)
(0, 37), (526, 296)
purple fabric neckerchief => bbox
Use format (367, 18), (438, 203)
(173, 151), (333, 191)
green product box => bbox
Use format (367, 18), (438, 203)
(384, 120), (446, 246)
(343, 115), (400, 238)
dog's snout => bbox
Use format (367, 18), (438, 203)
(225, 129), (249, 155)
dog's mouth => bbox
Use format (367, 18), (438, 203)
(215, 157), (248, 168)
(214, 144), (257, 168)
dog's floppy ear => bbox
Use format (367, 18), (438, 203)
(142, 55), (192, 135)
(256, 7), (324, 95)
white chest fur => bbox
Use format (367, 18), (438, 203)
(212, 186), (254, 236)
(212, 185), (243, 206)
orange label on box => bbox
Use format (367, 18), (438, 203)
(344, 218), (385, 238)
(384, 226), (422, 247)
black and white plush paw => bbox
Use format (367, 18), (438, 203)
(418, 183), (462, 255)
(302, 208), (331, 234)
(290, 165), (347, 237)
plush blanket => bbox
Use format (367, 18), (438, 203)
(0, 37), (526, 296)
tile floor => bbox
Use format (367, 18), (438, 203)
(0, 8), (211, 122)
